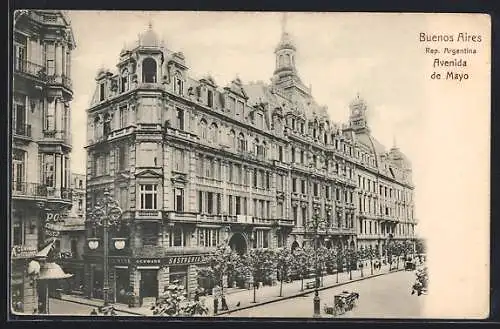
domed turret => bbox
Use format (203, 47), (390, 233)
(138, 22), (161, 48)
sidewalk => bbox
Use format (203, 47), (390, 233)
(59, 260), (417, 317)
(213, 262), (400, 316)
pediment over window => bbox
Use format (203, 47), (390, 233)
(135, 168), (163, 178)
(116, 172), (131, 181)
(171, 173), (188, 186)
(224, 78), (248, 99)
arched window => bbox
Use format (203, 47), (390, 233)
(238, 133), (246, 152)
(229, 129), (236, 149)
(120, 69), (129, 93)
(279, 55), (284, 67)
(261, 141), (267, 159)
(254, 138), (259, 156)
(285, 54), (291, 66)
(142, 58), (157, 83)
(210, 123), (218, 144)
(200, 119), (207, 140)
(174, 72), (183, 95)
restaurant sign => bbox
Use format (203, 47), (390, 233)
(165, 255), (207, 265)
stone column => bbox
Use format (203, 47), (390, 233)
(157, 266), (169, 297)
(129, 266), (141, 306)
(187, 265), (198, 300)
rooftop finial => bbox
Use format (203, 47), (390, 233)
(393, 135), (398, 148)
(281, 12), (288, 35)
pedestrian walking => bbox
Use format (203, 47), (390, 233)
(90, 308), (98, 315)
(221, 295), (229, 311)
(213, 297), (219, 314)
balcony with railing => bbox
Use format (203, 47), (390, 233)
(46, 74), (73, 90)
(14, 58), (47, 81)
(11, 182), (48, 199)
(42, 130), (72, 146)
(12, 123), (32, 140)
(47, 187), (73, 202)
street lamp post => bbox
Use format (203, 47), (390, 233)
(386, 233), (394, 271)
(86, 189), (125, 307)
(307, 207), (328, 318)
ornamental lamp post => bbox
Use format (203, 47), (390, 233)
(86, 189), (126, 307)
(307, 206), (328, 318)
(387, 233), (394, 270)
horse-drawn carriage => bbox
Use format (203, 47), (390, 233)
(411, 267), (428, 296)
(323, 291), (359, 316)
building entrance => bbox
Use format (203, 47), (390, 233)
(228, 233), (247, 255)
(139, 270), (158, 305)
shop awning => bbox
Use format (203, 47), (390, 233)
(34, 239), (55, 259)
(38, 262), (73, 281)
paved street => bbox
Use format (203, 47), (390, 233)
(48, 298), (137, 316)
(225, 269), (425, 318)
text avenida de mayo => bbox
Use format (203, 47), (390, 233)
(419, 32), (483, 81)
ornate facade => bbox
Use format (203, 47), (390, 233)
(84, 21), (415, 306)
(11, 10), (76, 313)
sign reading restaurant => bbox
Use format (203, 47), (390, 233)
(108, 255), (208, 267)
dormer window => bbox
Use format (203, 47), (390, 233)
(291, 118), (296, 130)
(256, 113), (264, 129)
(236, 100), (244, 117)
(300, 122), (304, 134)
(207, 89), (214, 108)
(99, 83), (105, 101)
(142, 58), (157, 83)
(174, 72), (183, 95)
(120, 69), (129, 93)
(227, 97), (235, 113)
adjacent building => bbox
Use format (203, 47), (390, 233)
(11, 10), (76, 313)
(54, 173), (86, 293)
(83, 21), (415, 306)
(345, 96), (416, 255)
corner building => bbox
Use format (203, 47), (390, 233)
(84, 23), (415, 306)
(11, 10), (75, 313)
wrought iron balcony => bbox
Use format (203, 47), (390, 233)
(42, 130), (72, 145)
(11, 182), (48, 198)
(14, 58), (47, 80)
(12, 123), (32, 138)
(46, 74), (73, 90)
(46, 187), (73, 202)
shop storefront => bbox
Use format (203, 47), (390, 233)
(84, 254), (209, 307)
(10, 246), (39, 314)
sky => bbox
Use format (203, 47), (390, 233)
(66, 12), (490, 317)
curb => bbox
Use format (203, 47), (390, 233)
(215, 268), (404, 316)
(58, 296), (145, 316)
